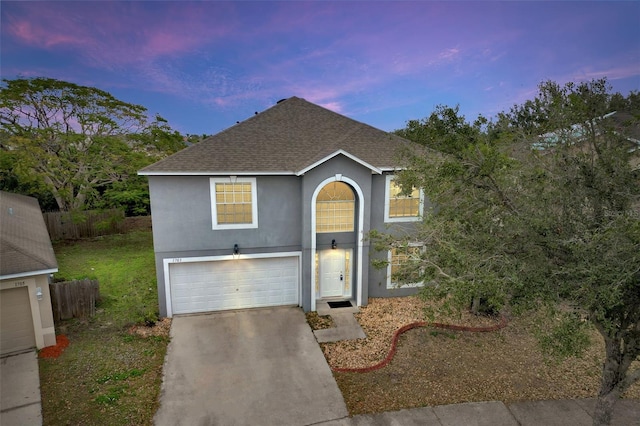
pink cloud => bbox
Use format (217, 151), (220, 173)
(572, 65), (640, 82)
(8, 20), (78, 48)
(3, 2), (234, 68)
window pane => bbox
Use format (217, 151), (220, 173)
(215, 182), (254, 224)
(316, 183), (355, 233)
(389, 180), (419, 218)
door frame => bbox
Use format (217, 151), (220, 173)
(310, 175), (364, 311)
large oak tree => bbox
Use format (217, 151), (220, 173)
(385, 79), (639, 426)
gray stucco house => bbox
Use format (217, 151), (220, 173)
(139, 97), (425, 317)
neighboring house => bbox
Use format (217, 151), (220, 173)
(534, 111), (640, 157)
(139, 97), (428, 317)
(0, 191), (57, 355)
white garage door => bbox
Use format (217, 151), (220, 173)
(1, 287), (36, 355)
(169, 256), (299, 315)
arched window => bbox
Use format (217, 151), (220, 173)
(316, 182), (355, 233)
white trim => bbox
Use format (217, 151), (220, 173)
(210, 177), (258, 230)
(163, 251), (302, 318)
(0, 268), (58, 281)
(297, 150), (382, 176)
(384, 174), (424, 223)
(139, 171), (296, 176)
(311, 176), (364, 312)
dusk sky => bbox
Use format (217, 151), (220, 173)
(2, 1), (639, 136)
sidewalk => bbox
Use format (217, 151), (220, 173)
(316, 398), (640, 426)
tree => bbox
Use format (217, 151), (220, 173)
(382, 79), (639, 426)
(0, 77), (184, 212)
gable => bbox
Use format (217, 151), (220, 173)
(139, 97), (415, 176)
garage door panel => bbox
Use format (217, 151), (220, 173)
(1, 287), (36, 355)
(169, 257), (299, 315)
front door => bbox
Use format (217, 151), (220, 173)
(319, 249), (351, 298)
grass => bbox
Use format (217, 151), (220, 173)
(39, 230), (168, 426)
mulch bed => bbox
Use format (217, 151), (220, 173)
(39, 335), (70, 359)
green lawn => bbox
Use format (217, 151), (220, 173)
(39, 231), (168, 426)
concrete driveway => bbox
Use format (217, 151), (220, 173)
(0, 351), (42, 426)
(154, 307), (348, 426)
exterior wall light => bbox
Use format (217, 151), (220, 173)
(331, 239), (337, 249)
(36, 287), (43, 301)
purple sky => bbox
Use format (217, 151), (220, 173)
(2, 1), (639, 136)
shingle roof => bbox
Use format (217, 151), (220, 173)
(0, 191), (58, 278)
(139, 97), (415, 175)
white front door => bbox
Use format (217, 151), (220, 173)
(319, 249), (351, 298)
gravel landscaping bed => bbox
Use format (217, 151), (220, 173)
(320, 296), (501, 370)
(317, 296), (640, 415)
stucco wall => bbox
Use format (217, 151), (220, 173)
(147, 155), (431, 316)
(148, 175), (303, 316)
(368, 173), (424, 298)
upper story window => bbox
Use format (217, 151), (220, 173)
(210, 177), (258, 230)
(384, 174), (423, 222)
(316, 181), (355, 233)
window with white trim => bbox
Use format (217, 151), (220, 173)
(210, 177), (258, 229)
(384, 175), (423, 222)
(387, 244), (424, 289)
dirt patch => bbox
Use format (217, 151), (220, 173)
(306, 312), (335, 330)
(128, 317), (172, 338)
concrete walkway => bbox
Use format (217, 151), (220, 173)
(0, 351), (42, 426)
(314, 300), (366, 343)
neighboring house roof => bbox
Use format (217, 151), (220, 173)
(533, 111), (640, 151)
(139, 97), (415, 176)
(0, 191), (58, 279)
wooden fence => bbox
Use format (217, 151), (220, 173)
(49, 279), (101, 321)
(43, 209), (125, 240)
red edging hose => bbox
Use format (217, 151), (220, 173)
(331, 316), (508, 373)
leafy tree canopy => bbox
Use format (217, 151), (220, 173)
(383, 79), (639, 426)
(0, 77), (185, 212)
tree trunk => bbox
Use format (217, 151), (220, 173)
(592, 389), (619, 426)
(470, 296), (481, 314)
(592, 333), (623, 426)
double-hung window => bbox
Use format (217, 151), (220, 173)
(384, 174), (423, 222)
(210, 177), (258, 229)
